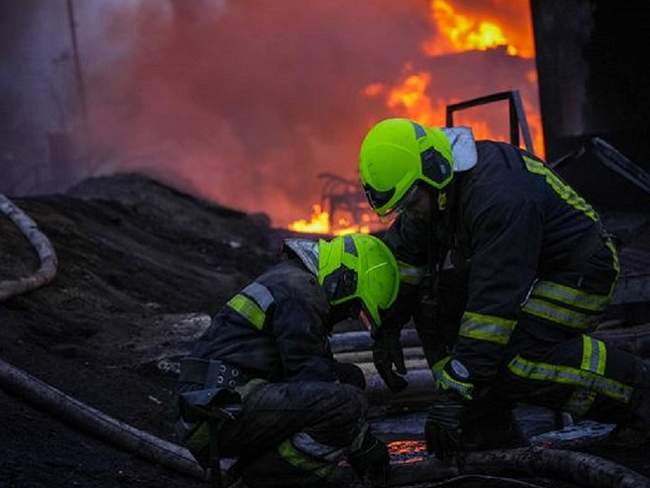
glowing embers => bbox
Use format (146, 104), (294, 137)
(388, 440), (427, 464)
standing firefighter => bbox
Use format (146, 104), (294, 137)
(176, 234), (399, 487)
(358, 117), (650, 460)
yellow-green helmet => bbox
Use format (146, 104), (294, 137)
(318, 234), (399, 328)
(359, 118), (454, 216)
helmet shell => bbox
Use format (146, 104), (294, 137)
(318, 234), (399, 328)
(359, 118), (454, 215)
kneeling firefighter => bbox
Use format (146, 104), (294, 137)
(358, 118), (650, 461)
(176, 233), (399, 487)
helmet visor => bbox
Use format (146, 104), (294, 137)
(363, 184), (395, 215)
(391, 182), (421, 216)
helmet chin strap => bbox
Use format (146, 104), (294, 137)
(438, 190), (447, 212)
(420, 185), (445, 222)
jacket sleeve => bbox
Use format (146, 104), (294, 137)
(270, 287), (339, 383)
(434, 196), (543, 399)
(381, 210), (431, 330)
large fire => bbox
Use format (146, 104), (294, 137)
(288, 0), (543, 235)
(84, 1), (543, 233)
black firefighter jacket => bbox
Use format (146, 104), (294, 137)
(190, 258), (341, 383)
(384, 140), (610, 400)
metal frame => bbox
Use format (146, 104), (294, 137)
(446, 90), (535, 154)
(318, 173), (374, 231)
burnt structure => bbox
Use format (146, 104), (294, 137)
(317, 173), (381, 233)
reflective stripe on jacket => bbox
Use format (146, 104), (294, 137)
(190, 258), (338, 383)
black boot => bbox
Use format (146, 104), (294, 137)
(461, 408), (530, 451)
(347, 433), (390, 487)
(610, 361), (650, 447)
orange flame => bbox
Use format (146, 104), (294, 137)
(288, 204), (371, 236)
(365, 70), (502, 142)
(362, 0), (543, 152)
(288, 204), (331, 234)
(424, 0), (533, 58)
(386, 72), (441, 127)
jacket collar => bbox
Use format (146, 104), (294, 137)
(441, 127), (477, 172)
(282, 238), (319, 276)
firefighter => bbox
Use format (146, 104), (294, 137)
(358, 117), (650, 461)
(176, 233), (399, 487)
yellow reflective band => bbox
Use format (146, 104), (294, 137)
(397, 260), (425, 285)
(227, 294), (266, 330)
(523, 297), (599, 329)
(523, 156), (598, 222)
(532, 281), (610, 313)
(431, 356), (474, 400)
(581, 335), (607, 375)
(459, 311), (516, 345)
(565, 388), (598, 416)
(278, 439), (335, 478)
(508, 355), (632, 403)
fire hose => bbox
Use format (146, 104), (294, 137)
(0, 193), (58, 302)
(2, 357), (649, 487)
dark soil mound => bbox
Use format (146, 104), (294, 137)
(0, 174), (279, 488)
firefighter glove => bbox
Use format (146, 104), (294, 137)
(372, 327), (408, 393)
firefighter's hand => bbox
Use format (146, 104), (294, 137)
(372, 327), (408, 393)
(332, 361), (366, 390)
(425, 391), (466, 464)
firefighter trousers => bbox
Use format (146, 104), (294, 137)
(179, 381), (368, 487)
(423, 241), (650, 428)
(495, 241), (649, 426)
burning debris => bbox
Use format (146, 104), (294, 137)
(288, 174), (381, 236)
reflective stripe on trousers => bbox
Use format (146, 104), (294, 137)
(277, 432), (346, 478)
(508, 336), (633, 409)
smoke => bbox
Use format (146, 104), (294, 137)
(80, 0), (538, 225)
